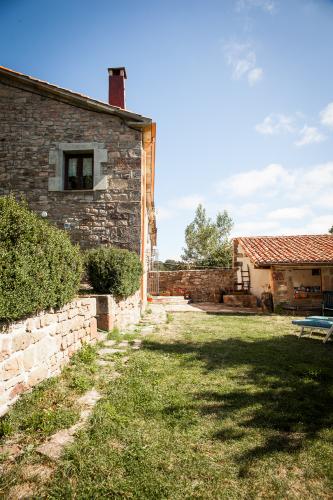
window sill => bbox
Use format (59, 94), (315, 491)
(62, 189), (95, 193)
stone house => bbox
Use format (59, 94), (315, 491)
(233, 235), (333, 309)
(0, 65), (156, 300)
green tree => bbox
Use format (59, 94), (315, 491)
(329, 226), (333, 234)
(163, 259), (183, 270)
(181, 204), (233, 267)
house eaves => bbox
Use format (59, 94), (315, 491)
(234, 235), (333, 267)
(0, 66), (152, 125)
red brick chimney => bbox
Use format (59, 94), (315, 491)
(108, 67), (127, 109)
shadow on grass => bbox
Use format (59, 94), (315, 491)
(143, 334), (333, 474)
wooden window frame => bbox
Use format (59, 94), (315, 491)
(64, 152), (94, 191)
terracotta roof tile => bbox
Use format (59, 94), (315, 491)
(237, 235), (333, 266)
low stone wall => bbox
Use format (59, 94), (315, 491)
(0, 298), (98, 416)
(151, 268), (236, 303)
(223, 294), (257, 308)
(84, 291), (142, 331)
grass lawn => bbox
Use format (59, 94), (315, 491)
(2, 313), (333, 498)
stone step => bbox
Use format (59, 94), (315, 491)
(152, 296), (189, 305)
(97, 348), (126, 357)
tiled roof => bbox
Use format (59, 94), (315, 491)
(237, 235), (333, 266)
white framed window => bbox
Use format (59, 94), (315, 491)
(48, 142), (107, 191)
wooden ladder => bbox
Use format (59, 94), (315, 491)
(240, 265), (250, 292)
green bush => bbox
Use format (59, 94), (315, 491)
(85, 246), (142, 298)
(0, 196), (83, 322)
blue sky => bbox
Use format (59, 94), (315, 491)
(1, 0), (333, 260)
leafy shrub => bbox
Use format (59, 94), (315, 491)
(0, 196), (83, 322)
(85, 246), (142, 298)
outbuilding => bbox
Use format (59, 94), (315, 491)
(233, 235), (333, 311)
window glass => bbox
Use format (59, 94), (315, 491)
(83, 157), (92, 176)
(68, 158), (78, 177)
(83, 157), (93, 189)
(65, 153), (93, 190)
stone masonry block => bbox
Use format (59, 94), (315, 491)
(68, 308), (79, 319)
(35, 337), (58, 360)
(0, 336), (12, 362)
(96, 314), (113, 332)
(28, 365), (49, 388)
(30, 329), (45, 344)
(58, 312), (69, 322)
(80, 297), (97, 317)
(90, 317), (98, 339)
(22, 346), (36, 371)
(0, 404), (9, 417)
(41, 323), (59, 337)
(66, 332), (75, 347)
(66, 316), (84, 332)
(26, 317), (41, 332)
(4, 373), (25, 391)
(2, 356), (23, 381)
(9, 382), (28, 400)
(12, 332), (31, 351)
(40, 313), (56, 328)
(9, 321), (27, 335)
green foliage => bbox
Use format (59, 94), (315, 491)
(18, 407), (78, 436)
(163, 259), (184, 270)
(71, 343), (97, 366)
(107, 326), (121, 340)
(166, 312), (174, 323)
(85, 246), (142, 298)
(69, 374), (94, 394)
(274, 303), (285, 315)
(182, 204), (233, 267)
(0, 196), (83, 322)
(329, 225), (333, 234)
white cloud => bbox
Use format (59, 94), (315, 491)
(218, 163), (292, 197)
(216, 161), (333, 237)
(256, 109), (330, 146)
(236, 0), (276, 13)
(315, 194), (333, 209)
(223, 41), (263, 86)
(233, 220), (280, 236)
(156, 195), (205, 223)
(255, 113), (296, 135)
(294, 162), (333, 199)
(220, 161), (333, 201)
(304, 214), (333, 234)
(295, 125), (326, 146)
(267, 206), (311, 220)
(171, 195), (204, 210)
(320, 102), (333, 129)
(237, 203), (263, 215)
(247, 67), (263, 85)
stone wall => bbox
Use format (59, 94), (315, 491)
(85, 291), (142, 331)
(271, 266), (333, 307)
(223, 294), (257, 308)
(0, 298), (98, 416)
(0, 80), (143, 252)
(151, 268), (236, 303)
(322, 267), (333, 291)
